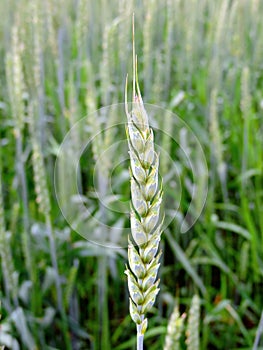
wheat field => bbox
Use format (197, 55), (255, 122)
(0, 0), (263, 349)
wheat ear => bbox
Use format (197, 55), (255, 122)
(125, 16), (163, 350)
(186, 294), (200, 350)
(164, 305), (186, 350)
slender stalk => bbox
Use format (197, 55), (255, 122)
(137, 326), (144, 350)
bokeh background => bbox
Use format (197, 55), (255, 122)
(0, 0), (262, 349)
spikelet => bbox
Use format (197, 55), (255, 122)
(186, 294), (200, 350)
(125, 21), (163, 342)
(164, 305), (186, 350)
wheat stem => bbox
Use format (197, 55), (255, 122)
(137, 327), (144, 350)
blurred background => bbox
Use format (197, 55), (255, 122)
(0, 0), (262, 349)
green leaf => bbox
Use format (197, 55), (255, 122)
(166, 231), (206, 296)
